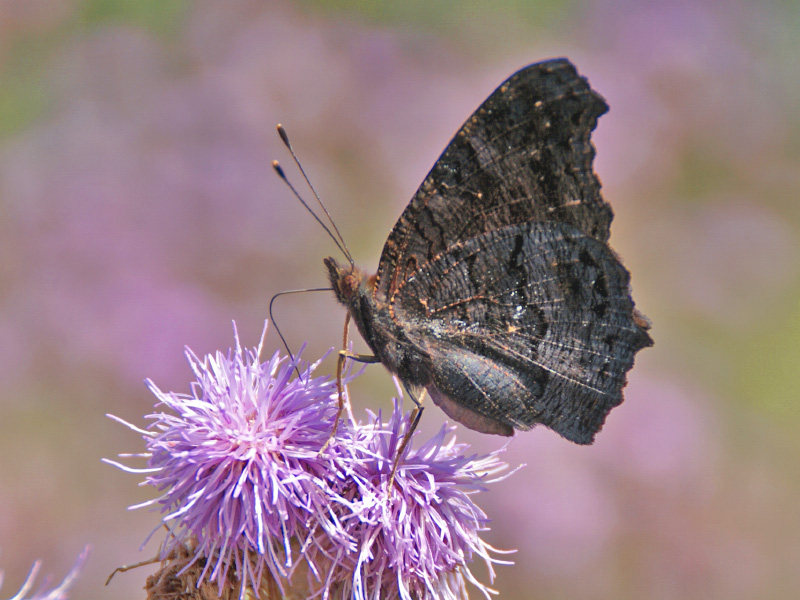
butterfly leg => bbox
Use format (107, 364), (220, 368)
(334, 349), (380, 421)
(387, 385), (427, 492)
(321, 314), (383, 454)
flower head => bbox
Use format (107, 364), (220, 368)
(317, 397), (512, 600)
(2, 547), (89, 600)
(107, 323), (514, 599)
(105, 323), (352, 594)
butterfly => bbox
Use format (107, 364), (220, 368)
(325, 58), (652, 444)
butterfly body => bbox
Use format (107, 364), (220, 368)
(326, 58), (652, 444)
(325, 258), (431, 387)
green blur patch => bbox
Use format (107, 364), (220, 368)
(77, 0), (189, 35)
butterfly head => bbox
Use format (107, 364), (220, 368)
(324, 257), (372, 307)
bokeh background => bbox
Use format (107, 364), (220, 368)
(1, 1), (799, 598)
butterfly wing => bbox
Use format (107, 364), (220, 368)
(375, 58), (613, 301)
(394, 221), (652, 443)
(371, 58), (651, 442)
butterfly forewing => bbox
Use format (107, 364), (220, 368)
(375, 58), (613, 302)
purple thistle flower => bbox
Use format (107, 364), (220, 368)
(2, 547), (89, 600)
(317, 396), (513, 600)
(105, 322), (354, 596)
(107, 323), (514, 599)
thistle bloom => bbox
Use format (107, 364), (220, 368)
(2, 547), (89, 600)
(107, 323), (512, 599)
(105, 323), (352, 595)
(316, 399), (512, 600)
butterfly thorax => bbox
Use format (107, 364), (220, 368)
(324, 256), (433, 389)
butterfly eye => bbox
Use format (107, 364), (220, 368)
(341, 273), (360, 298)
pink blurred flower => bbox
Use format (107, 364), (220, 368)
(1, 547), (89, 600)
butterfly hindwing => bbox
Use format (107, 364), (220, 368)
(395, 221), (652, 442)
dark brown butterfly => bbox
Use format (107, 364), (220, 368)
(325, 58), (652, 444)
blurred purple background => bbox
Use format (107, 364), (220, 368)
(1, 1), (799, 598)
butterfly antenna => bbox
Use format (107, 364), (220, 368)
(272, 160), (352, 264)
(276, 124), (354, 266)
(269, 287), (332, 380)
